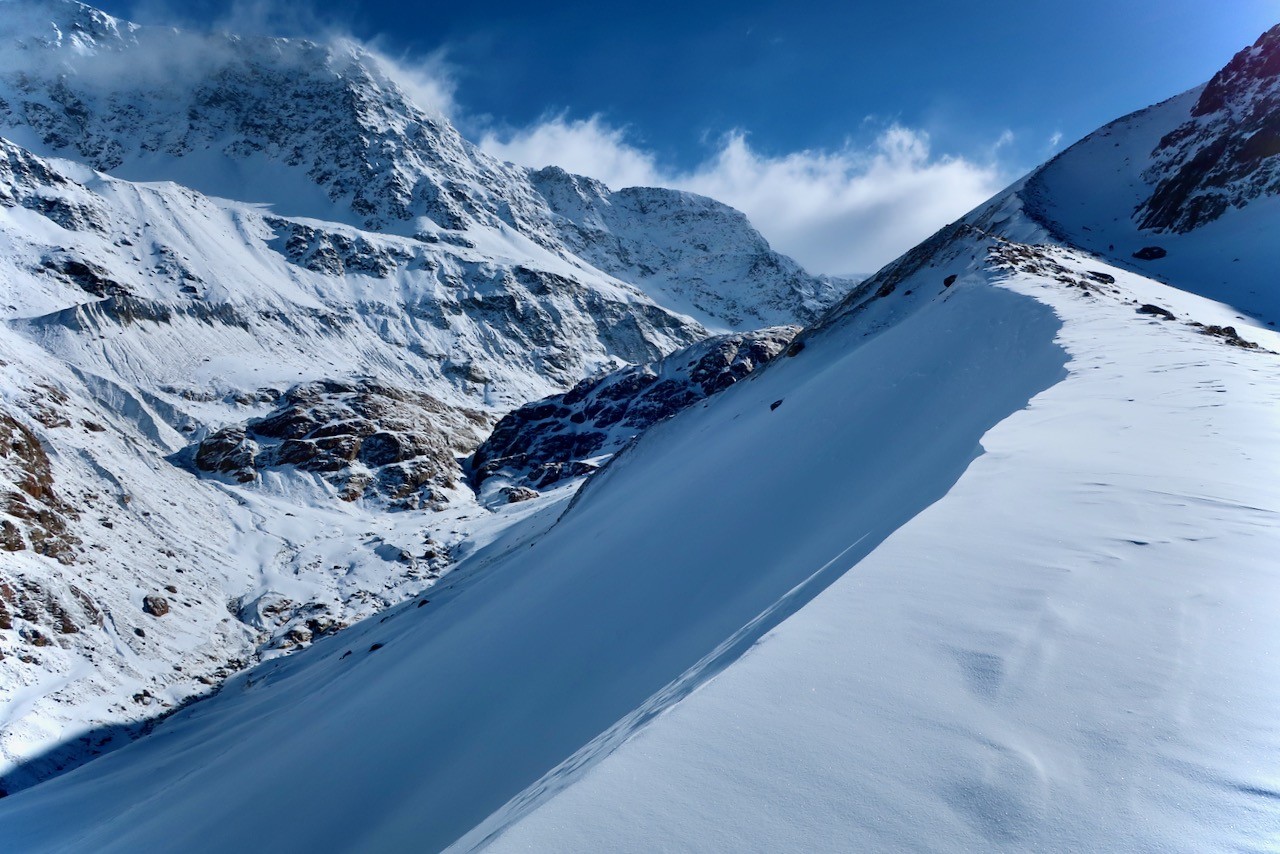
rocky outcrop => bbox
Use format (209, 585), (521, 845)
(266, 218), (412, 278)
(0, 411), (79, 564)
(0, 137), (109, 234)
(194, 380), (489, 508)
(473, 327), (797, 491)
(1137, 24), (1280, 232)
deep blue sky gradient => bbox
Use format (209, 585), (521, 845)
(102, 0), (1279, 170)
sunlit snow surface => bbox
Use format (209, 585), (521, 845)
(482, 257), (1280, 853)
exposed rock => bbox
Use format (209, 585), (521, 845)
(473, 327), (797, 491)
(267, 218), (411, 277)
(1137, 25), (1280, 232)
(1193, 323), (1262, 349)
(39, 256), (130, 298)
(0, 411), (79, 564)
(194, 380), (489, 508)
(1132, 246), (1167, 260)
(142, 595), (170, 617)
(1137, 304), (1176, 320)
(500, 486), (539, 504)
(0, 139), (108, 233)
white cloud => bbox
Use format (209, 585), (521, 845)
(481, 116), (1012, 275)
(481, 115), (663, 188)
(361, 44), (457, 118)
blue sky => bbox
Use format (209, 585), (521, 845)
(101, 0), (1280, 273)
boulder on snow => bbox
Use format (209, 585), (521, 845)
(1132, 246), (1167, 260)
(500, 486), (540, 504)
(142, 595), (169, 617)
(1137, 304), (1176, 320)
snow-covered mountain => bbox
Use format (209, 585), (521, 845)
(0, 0), (854, 785)
(2, 8), (1279, 853)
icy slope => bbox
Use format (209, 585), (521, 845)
(0, 230), (1071, 851)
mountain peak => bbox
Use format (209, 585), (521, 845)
(1193, 22), (1280, 117)
(1135, 22), (1280, 233)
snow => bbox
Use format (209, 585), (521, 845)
(0, 4), (1278, 851)
(0, 244), (1069, 850)
(482, 253), (1280, 853)
(1024, 87), (1280, 326)
(0, 12), (848, 787)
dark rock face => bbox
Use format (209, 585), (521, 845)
(267, 218), (411, 277)
(1137, 304), (1176, 320)
(194, 380), (489, 508)
(1132, 246), (1167, 260)
(473, 326), (797, 491)
(142, 595), (169, 617)
(39, 256), (130, 298)
(1137, 25), (1280, 232)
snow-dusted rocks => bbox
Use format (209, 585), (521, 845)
(473, 326), (798, 492)
(194, 379), (488, 508)
(531, 166), (849, 330)
(1138, 24), (1280, 232)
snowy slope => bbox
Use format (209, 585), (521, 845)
(483, 248), (1280, 853)
(1017, 25), (1280, 325)
(6, 203), (1278, 851)
(1, 10), (1279, 854)
(0, 0), (855, 780)
(0, 232), (1072, 852)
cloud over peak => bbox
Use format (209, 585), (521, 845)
(480, 115), (1013, 275)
